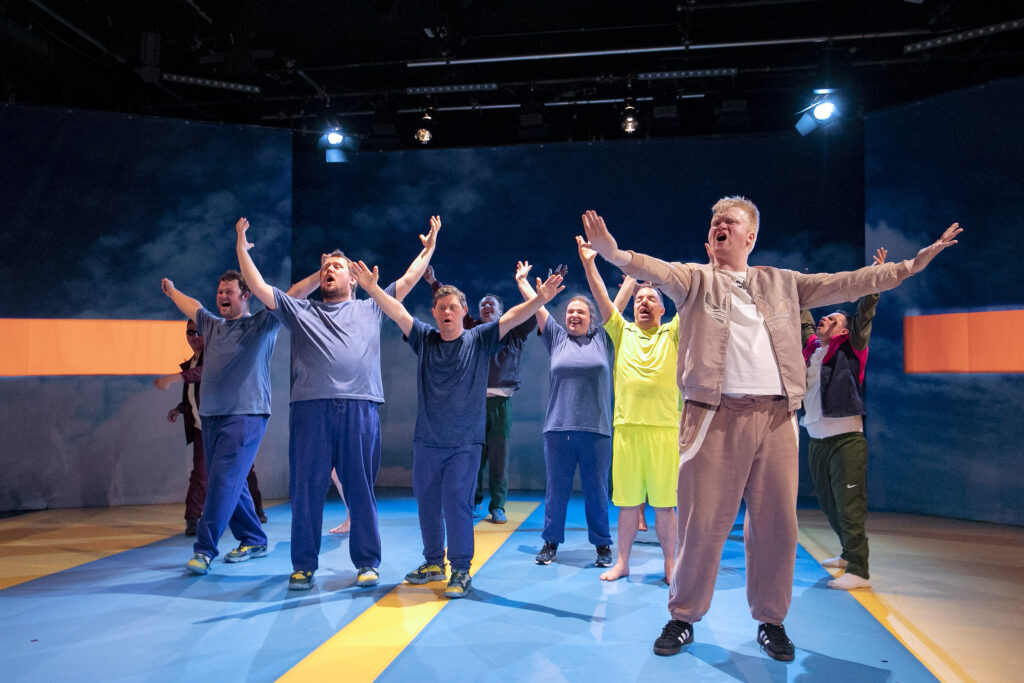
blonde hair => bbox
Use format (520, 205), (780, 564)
(711, 196), (760, 251)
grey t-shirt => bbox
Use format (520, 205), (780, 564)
(271, 283), (395, 403)
(194, 307), (280, 416)
(541, 316), (614, 435)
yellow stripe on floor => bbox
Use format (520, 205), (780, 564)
(797, 528), (974, 683)
(278, 500), (539, 683)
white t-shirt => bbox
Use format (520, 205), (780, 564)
(800, 344), (863, 438)
(720, 270), (784, 397)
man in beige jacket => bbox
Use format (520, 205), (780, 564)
(581, 198), (960, 662)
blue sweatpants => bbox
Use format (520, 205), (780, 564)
(412, 443), (479, 572)
(194, 415), (269, 560)
(289, 399), (382, 572)
(542, 431), (613, 546)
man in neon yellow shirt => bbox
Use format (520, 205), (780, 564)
(579, 235), (681, 583)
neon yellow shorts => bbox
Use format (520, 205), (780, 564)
(611, 424), (679, 508)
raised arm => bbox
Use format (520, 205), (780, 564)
(287, 268), (321, 300)
(849, 247), (886, 350)
(800, 309), (816, 347)
(350, 259), (414, 337)
(235, 217), (278, 310)
(514, 261), (550, 330)
(909, 223), (960, 274)
(161, 278), (201, 322)
(576, 235), (618, 322)
(612, 274), (637, 314)
(581, 210), (631, 266)
(500, 272), (564, 339)
(394, 215), (441, 301)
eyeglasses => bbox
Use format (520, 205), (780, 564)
(186, 330), (201, 337)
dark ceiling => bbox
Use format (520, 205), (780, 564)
(2, 0), (1022, 151)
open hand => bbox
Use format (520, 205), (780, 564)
(872, 247), (888, 265)
(581, 210), (618, 258)
(349, 259), (380, 290)
(535, 272), (566, 303)
(515, 260), (532, 281)
(236, 217), (254, 251)
(420, 215), (441, 250)
(576, 235), (598, 264)
(911, 222), (961, 274)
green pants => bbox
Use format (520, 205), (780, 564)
(475, 395), (511, 512)
(808, 431), (870, 579)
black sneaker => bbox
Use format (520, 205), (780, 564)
(595, 545), (613, 567)
(653, 619), (693, 656)
(256, 508), (268, 524)
(184, 519), (197, 536)
(757, 623), (795, 662)
(535, 541), (558, 565)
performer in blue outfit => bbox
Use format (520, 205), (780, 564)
(351, 258), (564, 599)
(236, 216), (439, 591)
(160, 269), (281, 575)
(514, 252), (635, 568)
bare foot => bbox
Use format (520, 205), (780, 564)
(329, 519), (351, 535)
(600, 562), (629, 581)
(821, 555), (847, 569)
(828, 573), (871, 590)
(638, 516), (648, 532)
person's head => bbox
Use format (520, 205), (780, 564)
(564, 295), (598, 336)
(185, 319), (204, 354)
(478, 294), (503, 323)
(633, 285), (665, 331)
(816, 310), (851, 344)
(216, 270), (250, 320)
(433, 285), (469, 339)
(320, 250), (356, 302)
(708, 196), (760, 266)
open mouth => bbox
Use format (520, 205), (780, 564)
(715, 233), (727, 242)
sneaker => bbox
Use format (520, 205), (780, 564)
(185, 553), (211, 575)
(489, 509), (507, 524)
(653, 619), (694, 656)
(534, 541), (558, 565)
(757, 623), (795, 662)
(289, 570), (314, 591)
(256, 509), (268, 524)
(224, 543), (268, 563)
(595, 545), (613, 567)
(356, 567), (380, 587)
(444, 569), (472, 598)
(473, 503), (483, 519)
(184, 519), (198, 536)
(404, 561), (447, 584)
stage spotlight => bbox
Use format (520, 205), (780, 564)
(326, 129), (344, 145)
(621, 100), (639, 134)
(317, 126), (360, 163)
(415, 109), (435, 144)
(795, 91), (840, 136)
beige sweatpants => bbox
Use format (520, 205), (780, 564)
(668, 395), (799, 625)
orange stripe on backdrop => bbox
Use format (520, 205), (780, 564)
(0, 319), (193, 377)
(904, 310), (1024, 373)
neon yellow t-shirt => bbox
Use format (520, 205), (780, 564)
(604, 311), (682, 428)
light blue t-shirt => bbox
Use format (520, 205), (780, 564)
(194, 307), (280, 416)
(271, 283), (395, 403)
(541, 315), (615, 436)
(406, 318), (504, 447)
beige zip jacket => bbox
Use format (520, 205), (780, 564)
(621, 252), (913, 412)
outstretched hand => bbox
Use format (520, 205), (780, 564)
(348, 259), (380, 290)
(581, 211), (618, 258)
(161, 278), (174, 296)
(515, 260), (533, 281)
(534, 272), (566, 303)
(872, 247), (888, 266)
(420, 215), (441, 250)
(576, 235), (598, 264)
(236, 217), (254, 251)
(911, 222), (961, 274)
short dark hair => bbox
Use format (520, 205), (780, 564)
(479, 293), (504, 314)
(219, 269), (250, 294)
(635, 283), (664, 306)
(434, 285), (467, 309)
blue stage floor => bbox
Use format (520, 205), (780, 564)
(0, 495), (936, 682)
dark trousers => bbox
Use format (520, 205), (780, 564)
(289, 399), (382, 572)
(808, 431), (870, 579)
(542, 431), (612, 546)
(413, 443), (479, 572)
(475, 395), (511, 512)
(184, 431), (264, 521)
(193, 415), (269, 560)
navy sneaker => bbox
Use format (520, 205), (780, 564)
(289, 570), (314, 591)
(444, 569), (472, 598)
(225, 543), (268, 563)
(535, 541), (558, 565)
(653, 619), (694, 656)
(595, 545), (613, 567)
(356, 567), (379, 587)
(405, 561), (447, 584)
(185, 553), (211, 575)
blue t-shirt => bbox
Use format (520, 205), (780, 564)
(406, 318), (504, 447)
(194, 307), (280, 416)
(486, 316), (536, 390)
(541, 315), (615, 435)
(271, 283), (394, 404)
